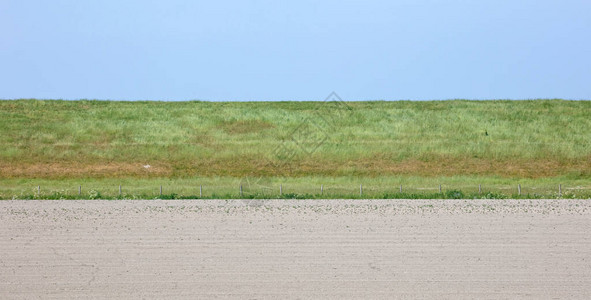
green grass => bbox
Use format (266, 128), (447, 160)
(1, 99), (590, 199)
(1, 176), (590, 200)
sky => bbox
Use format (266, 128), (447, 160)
(1, 0), (590, 101)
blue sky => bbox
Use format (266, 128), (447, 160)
(1, 0), (590, 101)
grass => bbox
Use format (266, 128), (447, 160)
(1, 99), (590, 199)
(1, 176), (590, 200)
(1, 174), (590, 200)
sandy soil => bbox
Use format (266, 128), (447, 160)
(1, 199), (590, 299)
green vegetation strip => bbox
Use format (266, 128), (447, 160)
(1, 99), (590, 199)
(1, 176), (590, 200)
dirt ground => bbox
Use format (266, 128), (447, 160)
(1, 199), (590, 299)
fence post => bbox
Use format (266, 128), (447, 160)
(200, 185), (202, 197)
(559, 184), (562, 198)
(240, 184), (243, 197)
(518, 184), (521, 196)
(119, 185), (122, 196)
(439, 184), (442, 193)
(160, 185), (162, 196)
(37, 185), (40, 197)
(321, 184), (323, 195)
(360, 184), (363, 196)
(280, 184), (282, 196)
(479, 184), (481, 194)
(79, 185), (81, 196)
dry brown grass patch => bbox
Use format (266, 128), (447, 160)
(1, 155), (589, 179)
(0, 162), (173, 178)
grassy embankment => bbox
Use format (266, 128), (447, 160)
(1, 99), (590, 199)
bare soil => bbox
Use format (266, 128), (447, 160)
(1, 199), (590, 299)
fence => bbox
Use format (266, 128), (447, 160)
(3, 183), (591, 200)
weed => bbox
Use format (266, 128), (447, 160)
(480, 192), (508, 199)
(445, 190), (464, 199)
(88, 190), (102, 200)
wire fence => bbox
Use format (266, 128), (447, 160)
(3, 183), (591, 200)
